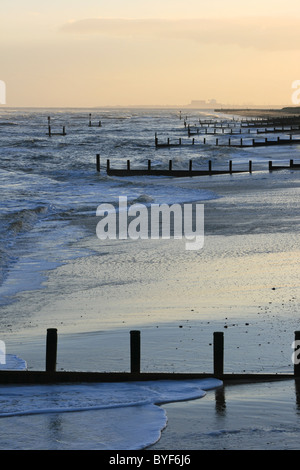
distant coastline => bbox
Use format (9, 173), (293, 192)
(216, 106), (300, 118)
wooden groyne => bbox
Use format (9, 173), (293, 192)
(155, 134), (300, 148)
(88, 113), (102, 128)
(47, 126), (66, 137)
(96, 154), (253, 177)
(269, 159), (300, 171)
(0, 329), (298, 385)
(187, 124), (300, 137)
(218, 136), (300, 148)
(47, 116), (66, 137)
(97, 155), (299, 177)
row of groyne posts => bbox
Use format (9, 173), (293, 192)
(1, 328), (300, 384)
(96, 153), (300, 177)
(95, 113), (300, 177)
(156, 114), (300, 148)
(156, 132), (300, 148)
(47, 114), (102, 137)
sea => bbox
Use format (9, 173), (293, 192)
(0, 107), (299, 450)
(1, 107), (296, 306)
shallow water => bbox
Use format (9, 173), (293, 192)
(0, 378), (221, 450)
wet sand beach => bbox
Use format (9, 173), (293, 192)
(149, 379), (300, 450)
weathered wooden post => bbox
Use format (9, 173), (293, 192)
(249, 160), (252, 173)
(290, 159), (294, 167)
(179, 138), (182, 145)
(130, 330), (141, 374)
(229, 160), (232, 173)
(107, 159), (110, 172)
(127, 160), (130, 170)
(46, 328), (57, 372)
(269, 161), (273, 171)
(48, 126), (51, 137)
(96, 154), (100, 172)
(208, 160), (212, 172)
(169, 160), (173, 171)
(148, 160), (151, 172)
(213, 332), (224, 377)
(189, 160), (192, 172)
(155, 133), (158, 147)
(62, 126), (66, 136)
(294, 331), (300, 377)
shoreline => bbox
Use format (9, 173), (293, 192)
(149, 379), (300, 450)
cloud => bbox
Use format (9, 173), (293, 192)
(60, 17), (300, 51)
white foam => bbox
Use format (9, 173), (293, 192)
(0, 378), (222, 450)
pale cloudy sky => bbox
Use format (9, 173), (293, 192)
(1, 0), (300, 107)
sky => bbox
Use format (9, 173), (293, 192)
(1, 0), (300, 107)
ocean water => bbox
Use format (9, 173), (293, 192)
(0, 107), (222, 306)
(0, 107), (300, 450)
(0, 377), (222, 450)
(1, 107), (298, 307)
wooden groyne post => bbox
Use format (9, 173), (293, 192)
(45, 328), (57, 372)
(213, 332), (224, 377)
(96, 154), (100, 172)
(130, 330), (141, 374)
